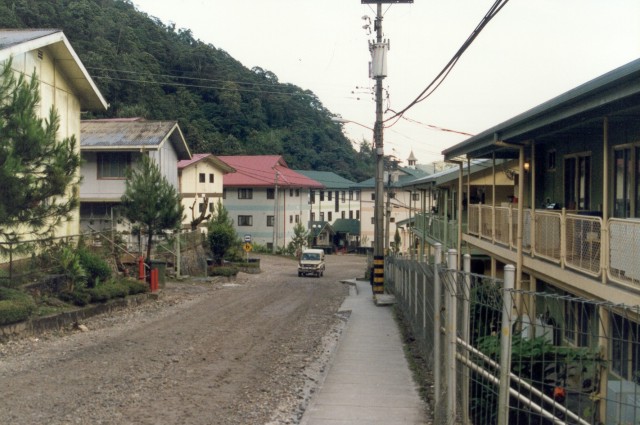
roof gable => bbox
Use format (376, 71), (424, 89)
(178, 153), (235, 173)
(0, 29), (107, 111)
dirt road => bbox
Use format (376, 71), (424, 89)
(0, 254), (367, 425)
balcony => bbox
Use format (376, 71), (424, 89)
(464, 204), (640, 291)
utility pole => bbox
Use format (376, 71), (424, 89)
(272, 171), (279, 254)
(363, 0), (412, 294)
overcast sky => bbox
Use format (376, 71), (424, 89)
(133, 0), (640, 168)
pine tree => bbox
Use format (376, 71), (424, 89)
(120, 154), (183, 261)
(0, 59), (81, 251)
(207, 200), (237, 265)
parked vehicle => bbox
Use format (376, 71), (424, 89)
(298, 249), (326, 277)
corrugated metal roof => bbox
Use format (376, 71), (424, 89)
(80, 120), (191, 159)
(294, 170), (356, 189)
(219, 155), (324, 189)
(0, 29), (60, 49)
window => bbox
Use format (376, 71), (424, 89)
(238, 215), (253, 226)
(295, 189), (300, 197)
(563, 297), (594, 347)
(223, 188), (227, 199)
(611, 314), (640, 381)
(209, 174), (214, 183)
(320, 191), (325, 201)
(198, 203), (205, 213)
(238, 188), (253, 199)
(290, 215), (294, 223)
(290, 189), (294, 197)
(310, 191), (315, 204)
(295, 215), (299, 223)
(328, 212), (332, 221)
(341, 191), (346, 202)
(311, 213), (315, 221)
(390, 217), (395, 223)
(349, 190), (353, 200)
(548, 150), (556, 171)
(349, 210), (353, 219)
(613, 146), (640, 218)
(267, 215), (274, 227)
(199, 173), (206, 183)
(266, 188), (275, 199)
(209, 202), (213, 212)
(355, 191), (360, 201)
(356, 210), (360, 220)
(341, 211), (345, 219)
(319, 212), (325, 221)
(564, 153), (591, 210)
(97, 152), (130, 179)
(371, 193), (375, 201)
(412, 192), (420, 202)
(328, 191), (332, 201)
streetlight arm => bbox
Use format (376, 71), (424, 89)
(331, 117), (374, 131)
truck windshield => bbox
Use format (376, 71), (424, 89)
(301, 253), (320, 260)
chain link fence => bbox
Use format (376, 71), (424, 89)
(386, 247), (640, 425)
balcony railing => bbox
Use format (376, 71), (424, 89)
(464, 205), (640, 289)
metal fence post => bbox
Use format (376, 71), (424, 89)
(446, 248), (458, 424)
(498, 264), (515, 425)
(462, 253), (471, 425)
(433, 243), (442, 415)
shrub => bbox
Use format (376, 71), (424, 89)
(77, 248), (112, 288)
(86, 285), (111, 303)
(58, 289), (91, 307)
(123, 279), (149, 295)
(208, 266), (238, 277)
(105, 281), (129, 299)
(0, 287), (36, 325)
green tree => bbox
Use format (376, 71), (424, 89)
(0, 59), (82, 250)
(207, 200), (237, 264)
(393, 228), (401, 254)
(120, 155), (183, 261)
(289, 221), (309, 257)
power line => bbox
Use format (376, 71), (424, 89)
(385, 0), (510, 122)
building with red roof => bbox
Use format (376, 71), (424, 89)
(178, 153), (235, 231)
(218, 155), (324, 251)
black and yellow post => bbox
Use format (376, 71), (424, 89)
(373, 255), (384, 294)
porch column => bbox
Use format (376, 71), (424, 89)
(516, 147), (525, 290)
(602, 117), (609, 284)
(457, 162), (463, 267)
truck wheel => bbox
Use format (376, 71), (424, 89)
(298, 272), (302, 277)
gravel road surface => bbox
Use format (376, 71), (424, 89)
(0, 254), (367, 425)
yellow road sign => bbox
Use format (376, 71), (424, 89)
(243, 242), (252, 252)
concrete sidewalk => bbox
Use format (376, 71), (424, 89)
(300, 279), (429, 425)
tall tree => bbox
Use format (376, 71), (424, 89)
(120, 155), (183, 261)
(0, 59), (81, 251)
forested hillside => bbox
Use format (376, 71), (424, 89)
(0, 0), (374, 181)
